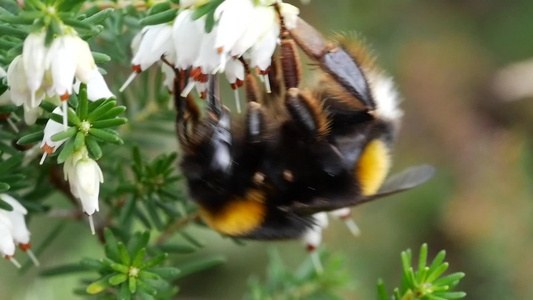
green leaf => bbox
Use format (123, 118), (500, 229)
(148, 267), (180, 280)
(40, 100), (56, 113)
(118, 242), (131, 265)
(104, 228), (121, 262)
(85, 136), (102, 160)
(67, 107), (81, 125)
(92, 52), (111, 63)
(0, 154), (22, 174)
(129, 276), (137, 294)
(128, 231), (150, 259)
(51, 126), (77, 142)
(57, 137), (75, 164)
(89, 128), (123, 144)
(46, 18), (62, 47)
(418, 243), (428, 275)
(139, 253), (168, 270)
(377, 279), (389, 300)
(139, 270), (160, 280)
(119, 282), (132, 300)
(144, 199), (164, 231)
(426, 263), (449, 283)
(428, 250), (446, 275)
(180, 231), (205, 248)
(432, 291), (467, 299)
(91, 118), (127, 128)
(57, 0), (85, 13)
(140, 8), (178, 26)
(80, 257), (105, 270)
(39, 264), (92, 277)
(88, 100), (116, 122)
(62, 17), (94, 30)
(136, 279), (157, 296)
(109, 273), (128, 286)
(87, 275), (112, 295)
(100, 106), (126, 119)
(82, 8), (114, 24)
(132, 248), (146, 267)
(147, 2), (171, 16)
(0, 25), (27, 38)
(101, 258), (129, 273)
(175, 256), (226, 279)
(74, 131), (85, 150)
(157, 243), (196, 254)
(78, 83), (88, 119)
(17, 131), (43, 145)
(433, 272), (465, 287)
(0, 14), (34, 24)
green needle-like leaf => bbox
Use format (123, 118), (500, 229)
(17, 131), (44, 145)
(85, 135), (102, 160)
(109, 273), (128, 286)
(82, 8), (114, 24)
(51, 126), (77, 142)
(89, 128), (123, 144)
(73, 131), (85, 150)
(118, 242), (131, 266)
(91, 118), (127, 128)
(139, 253), (168, 270)
(88, 100), (116, 122)
(129, 276), (137, 294)
(140, 8), (178, 26)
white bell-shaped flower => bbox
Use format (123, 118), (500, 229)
(40, 107), (69, 164)
(229, 6), (276, 57)
(0, 194), (39, 266)
(133, 24), (175, 72)
(7, 55), (45, 107)
(173, 10), (204, 70)
(214, 0), (253, 55)
(23, 103), (42, 126)
(74, 69), (115, 101)
(0, 214), (17, 265)
(22, 32), (47, 107)
(45, 35), (78, 100)
(301, 212), (328, 274)
(64, 147), (104, 235)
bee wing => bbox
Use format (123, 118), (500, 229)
(288, 164), (436, 215)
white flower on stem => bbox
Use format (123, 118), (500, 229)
(330, 207), (361, 237)
(74, 69), (115, 101)
(46, 33), (96, 129)
(0, 194), (39, 266)
(63, 146), (104, 235)
(6, 55), (45, 108)
(0, 214), (17, 267)
(229, 6), (276, 58)
(302, 212), (328, 274)
(214, 0), (253, 55)
(22, 32), (47, 108)
(173, 10), (204, 71)
(120, 24), (175, 92)
(39, 107), (69, 165)
(45, 35), (78, 100)
(225, 58), (245, 113)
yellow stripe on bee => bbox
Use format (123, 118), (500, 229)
(198, 189), (266, 236)
(356, 139), (391, 196)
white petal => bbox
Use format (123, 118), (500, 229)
(41, 107), (68, 150)
(6, 56), (32, 106)
(250, 26), (279, 71)
(132, 25), (174, 71)
(75, 159), (99, 196)
(224, 58), (245, 84)
(279, 3), (300, 30)
(302, 226), (322, 249)
(74, 37), (97, 83)
(0, 220), (15, 257)
(74, 69), (114, 101)
(22, 32), (47, 93)
(0, 194), (27, 215)
(313, 212), (329, 229)
(161, 63), (175, 92)
(23, 103), (42, 125)
(230, 6), (276, 57)
(214, 0), (253, 53)
(193, 25), (224, 75)
(174, 11), (204, 70)
(0, 211), (30, 245)
(48, 36), (77, 96)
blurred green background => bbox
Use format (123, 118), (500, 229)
(2, 0), (533, 299)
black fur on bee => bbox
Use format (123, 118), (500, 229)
(165, 16), (435, 240)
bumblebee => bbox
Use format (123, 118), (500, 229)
(167, 15), (435, 240)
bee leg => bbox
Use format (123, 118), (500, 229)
(277, 28), (329, 141)
(275, 6), (374, 112)
(267, 54), (283, 97)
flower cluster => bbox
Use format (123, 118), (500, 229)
(121, 0), (299, 110)
(0, 194), (38, 268)
(6, 28), (111, 128)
